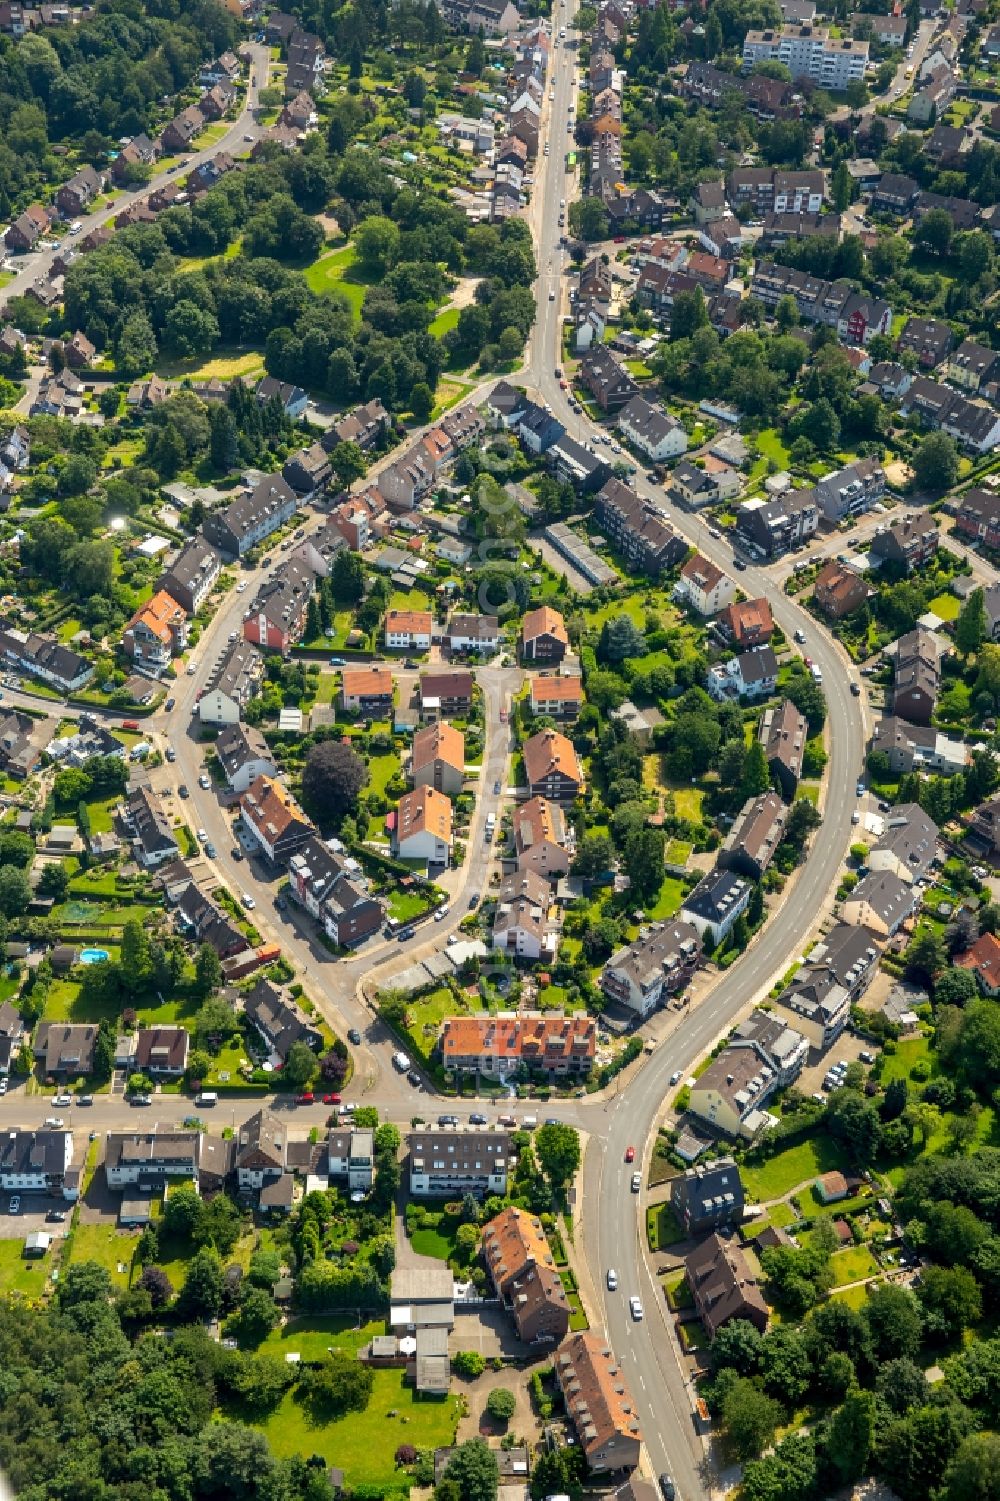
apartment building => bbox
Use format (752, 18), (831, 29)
(601, 921), (702, 1017)
(742, 24), (869, 88)
(439, 1014), (596, 1080)
(408, 1127), (514, 1198)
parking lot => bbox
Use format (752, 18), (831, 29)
(794, 1031), (873, 1098)
(0, 1189), (72, 1241)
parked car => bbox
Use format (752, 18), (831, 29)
(46, 1210), (66, 1223)
(322, 1093), (341, 1105)
(178, 785), (190, 798)
(631, 1172), (641, 1192)
(470, 1112), (487, 1125)
(348, 1028), (362, 1045)
(8, 1197), (19, 1214)
(43, 1116), (64, 1128)
(295, 1092), (315, 1105)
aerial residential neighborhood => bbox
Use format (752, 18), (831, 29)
(2, 0), (1000, 1498)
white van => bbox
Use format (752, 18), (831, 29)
(521, 1115), (538, 1130)
(195, 1091), (218, 1106)
(393, 1051), (411, 1072)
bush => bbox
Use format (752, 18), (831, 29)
(453, 1350), (487, 1379)
(486, 1387), (516, 1422)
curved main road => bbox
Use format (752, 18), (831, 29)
(520, 10), (865, 1494)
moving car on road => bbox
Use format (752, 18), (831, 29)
(629, 1296), (643, 1320)
(607, 1268), (618, 1290)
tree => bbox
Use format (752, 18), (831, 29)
(535, 1123), (581, 1190)
(624, 826), (666, 904)
(832, 160), (851, 213)
(331, 549), (365, 603)
(827, 1388), (875, 1483)
(194, 943), (222, 1000)
(913, 431), (959, 492)
(485, 1387), (516, 1422)
(571, 831), (614, 879)
(719, 1376), (783, 1460)
(784, 798), (821, 849)
(904, 926), (945, 986)
(329, 440), (366, 490)
(444, 1439), (499, 1501)
(915, 207), (954, 258)
(917, 1264), (982, 1342)
(37, 861), (69, 900)
(936, 969), (978, 1006)
(354, 216), (401, 275)
(742, 1434), (817, 1501)
(410, 382), (434, 423)
(178, 1246), (224, 1320)
(741, 740), (771, 800)
(862, 1282), (922, 1362)
(163, 1181), (203, 1241)
(301, 1351), (374, 1417)
(227, 1286), (278, 1347)
(301, 740), (368, 827)
(115, 310), (158, 377)
(940, 1433), (1000, 1501)
(0, 865), (31, 917)
(284, 1040), (317, 1091)
(598, 614), (645, 662)
(957, 587), (987, 658)
(453, 1350), (487, 1379)
(138, 1265), (175, 1309)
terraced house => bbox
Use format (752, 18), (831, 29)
(439, 1013), (596, 1080)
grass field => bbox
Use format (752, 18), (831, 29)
(191, 121), (230, 150)
(429, 306), (461, 338)
(63, 1223), (135, 1288)
(740, 1134), (849, 1203)
(367, 752), (401, 797)
(646, 1202), (684, 1251)
(880, 1035), (934, 1085)
(386, 888), (432, 923)
(646, 877), (687, 920)
(666, 840), (693, 867)
(303, 244), (374, 318)
(155, 348), (265, 382)
(829, 1245), (879, 1288)
(254, 1372), (460, 1490)
(0, 1238), (56, 1298)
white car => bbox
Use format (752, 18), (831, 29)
(548, 289), (555, 301)
(197, 828), (208, 843)
(241, 892), (256, 910)
(199, 773), (211, 789)
(607, 1268), (618, 1290)
(186, 662), (197, 675)
(8, 1196), (19, 1214)
(53, 1094), (72, 1106)
(44, 1117), (64, 1129)
(631, 1172), (641, 1193)
(629, 1296), (643, 1321)
(236, 581), (248, 592)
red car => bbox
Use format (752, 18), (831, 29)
(295, 1092), (315, 1105)
(625, 1145), (635, 1163)
(613, 235), (626, 243)
(323, 1093), (342, 1105)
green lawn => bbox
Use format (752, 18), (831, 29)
(831, 1280), (881, 1312)
(0, 1238), (57, 1298)
(409, 1225), (456, 1260)
(928, 593), (960, 622)
(259, 1316), (382, 1362)
(388, 586), (432, 614)
(386, 888), (432, 923)
(741, 1134), (850, 1203)
(665, 840), (693, 867)
(829, 1245), (879, 1288)
(63, 1223), (136, 1288)
(646, 877), (687, 920)
(646, 1202), (684, 1251)
(429, 305), (461, 338)
(755, 429), (792, 468)
(253, 1372), (460, 1491)
(303, 244), (375, 319)
(368, 753), (401, 797)
(880, 1036), (934, 1085)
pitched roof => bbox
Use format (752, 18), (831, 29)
(521, 604), (568, 646)
(411, 720), (465, 776)
(556, 1332), (642, 1459)
(396, 785), (453, 844)
(523, 728), (582, 788)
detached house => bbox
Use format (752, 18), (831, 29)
(123, 590), (189, 674)
(385, 610), (433, 652)
(482, 1205), (570, 1344)
(617, 395), (688, 462)
(121, 787), (180, 869)
(814, 560), (870, 619)
(243, 981), (321, 1061)
(394, 786), (453, 865)
(411, 721), (465, 798)
(579, 346), (639, 412)
(686, 1233), (768, 1337)
(523, 729), (582, 803)
(675, 555), (735, 616)
(554, 1333), (641, 1472)
(513, 796), (572, 878)
(520, 605), (568, 663)
(869, 516), (938, 574)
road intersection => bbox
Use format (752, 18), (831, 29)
(0, 21), (872, 1492)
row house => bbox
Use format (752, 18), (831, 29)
(241, 775), (314, 865)
(601, 920), (701, 1018)
(199, 639), (264, 726)
(955, 487), (1000, 549)
(523, 728), (583, 803)
(869, 516), (938, 573)
(898, 315), (954, 369)
(594, 478), (687, 576)
(674, 553), (735, 617)
(55, 165), (103, 218)
(407, 1127), (514, 1199)
(161, 105), (205, 154)
(394, 785), (453, 866)
(617, 394), (688, 462)
(440, 1013), (596, 1081)
(947, 338), (1000, 395)
(202, 475), (299, 559)
(216, 722), (275, 793)
(899, 377), (1000, 454)
(481, 1206), (570, 1345)
(751, 262), (892, 345)
(244, 555), (318, 652)
(554, 1333), (641, 1472)
(869, 716), (966, 777)
(682, 60), (800, 120)
(726, 166), (824, 213)
(892, 624), (940, 725)
(758, 211), (840, 252)
(287, 836), (383, 947)
(492, 868), (558, 963)
(775, 922), (880, 1051)
(158, 536), (220, 615)
(870, 803), (940, 884)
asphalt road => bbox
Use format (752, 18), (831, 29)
(0, 42), (272, 313)
(518, 7), (867, 1491)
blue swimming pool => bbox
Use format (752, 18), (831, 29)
(80, 948), (110, 964)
